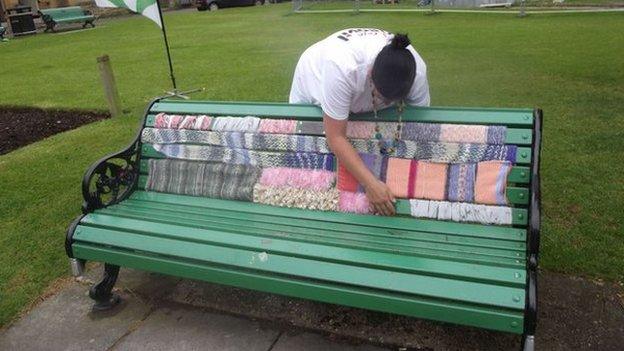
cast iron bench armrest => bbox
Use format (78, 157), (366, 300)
(81, 99), (160, 213)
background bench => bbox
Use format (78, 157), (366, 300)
(40, 7), (95, 32)
(66, 99), (542, 350)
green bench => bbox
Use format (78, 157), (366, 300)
(40, 6), (95, 32)
(66, 98), (542, 350)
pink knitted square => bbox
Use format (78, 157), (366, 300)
(346, 122), (376, 139)
(337, 162), (359, 192)
(475, 161), (511, 205)
(440, 125), (487, 144)
(386, 158), (412, 198)
(414, 161), (448, 200)
(258, 119), (297, 134)
(259, 168), (335, 191)
(179, 116), (197, 129)
(339, 191), (372, 214)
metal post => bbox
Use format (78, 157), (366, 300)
(430, 0), (435, 14)
(97, 55), (122, 118)
(519, 0), (526, 17)
(355, 0), (360, 14)
(155, 0), (177, 91)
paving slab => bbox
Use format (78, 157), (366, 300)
(0, 284), (150, 351)
(165, 270), (624, 350)
(272, 331), (390, 351)
(111, 306), (280, 351)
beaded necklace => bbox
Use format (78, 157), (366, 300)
(371, 88), (404, 155)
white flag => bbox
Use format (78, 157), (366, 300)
(95, 0), (162, 28)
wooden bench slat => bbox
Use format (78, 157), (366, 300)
(99, 205), (526, 268)
(72, 244), (525, 333)
(74, 225), (526, 308)
(80, 214), (526, 286)
(150, 101), (534, 126)
(130, 191), (527, 240)
(117, 199), (526, 251)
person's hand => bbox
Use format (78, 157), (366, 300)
(364, 180), (396, 216)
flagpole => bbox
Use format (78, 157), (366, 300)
(155, 0), (177, 91)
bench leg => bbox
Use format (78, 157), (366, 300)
(521, 334), (535, 351)
(88, 263), (121, 311)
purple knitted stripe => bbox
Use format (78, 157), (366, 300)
(506, 145), (518, 163)
(487, 126), (507, 144)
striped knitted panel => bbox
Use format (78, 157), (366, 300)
(447, 163), (477, 203)
(154, 113), (212, 130)
(409, 199), (512, 225)
(401, 123), (507, 145)
(146, 159), (260, 201)
(349, 139), (517, 163)
(253, 184), (339, 211)
(143, 129), (516, 163)
(336, 153), (387, 192)
(142, 129), (331, 153)
(259, 168), (335, 191)
(474, 161), (512, 205)
(386, 159), (448, 200)
(153, 144), (334, 170)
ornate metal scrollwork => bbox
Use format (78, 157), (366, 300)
(81, 141), (140, 213)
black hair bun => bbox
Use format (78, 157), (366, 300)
(391, 33), (410, 50)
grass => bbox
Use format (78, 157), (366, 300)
(1, 4), (623, 327)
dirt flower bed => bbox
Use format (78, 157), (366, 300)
(0, 106), (109, 155)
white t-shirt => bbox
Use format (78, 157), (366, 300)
(289, 28), (430, 120)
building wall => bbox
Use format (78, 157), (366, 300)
(2, 0), (87, 11)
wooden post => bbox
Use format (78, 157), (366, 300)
(97, 55), (122, 118)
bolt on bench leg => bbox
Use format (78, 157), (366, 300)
(89, 263), (121, 312)
(69, 258), (85, 277)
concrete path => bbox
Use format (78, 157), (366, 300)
(0, 268), (388, 351)
(1, 266), (623, 350)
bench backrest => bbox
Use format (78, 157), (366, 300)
(136, 100), (538, 236)
(40, 6), (86, 19)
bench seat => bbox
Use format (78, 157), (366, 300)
(73, 190), (526, 333)
(66, 99), (541, 349)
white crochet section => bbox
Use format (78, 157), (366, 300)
(210, 116), (261, 132)
(409, 200), (513, 225)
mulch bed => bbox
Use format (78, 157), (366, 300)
(0, 106), (109, 155)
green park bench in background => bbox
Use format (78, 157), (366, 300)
(39, 6), (95, 32)
(66, 99), (542, 350)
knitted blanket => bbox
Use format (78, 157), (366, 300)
(152, 144), (335, 170)
(253, 184), (339, 211)
(146, 159), (260, 201)
(409, 199), (512, 225)
(142, 128), (516, 163)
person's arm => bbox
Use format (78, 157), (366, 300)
(324, 115), (396, 216)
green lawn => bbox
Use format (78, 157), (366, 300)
(1, 5), (623, 327)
